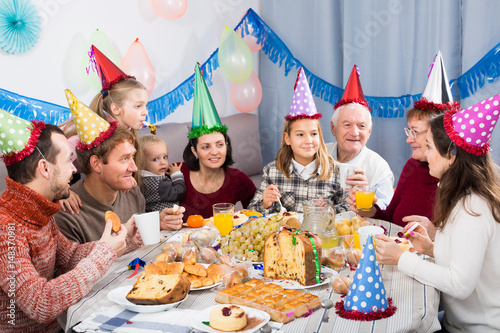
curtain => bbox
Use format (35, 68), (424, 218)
(259, 0), (500, 182)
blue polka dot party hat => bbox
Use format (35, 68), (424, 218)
(335, 236), (396, 320)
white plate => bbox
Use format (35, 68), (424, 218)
(107, 285), (186, 313)
(251, 266), (338, 289)
(190, 304), (270, 333)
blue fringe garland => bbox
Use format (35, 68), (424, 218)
(1, 7), (500, 124)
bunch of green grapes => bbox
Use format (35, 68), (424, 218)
(220, 217), (281, 261)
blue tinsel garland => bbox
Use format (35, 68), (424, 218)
(0, 0), (41, 54)
(1, 8), (500, 124)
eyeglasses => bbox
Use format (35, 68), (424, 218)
(404, 128), (428, 139)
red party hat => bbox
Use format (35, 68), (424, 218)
(91, 45), (134, 91)
(334, 65), (371, 111)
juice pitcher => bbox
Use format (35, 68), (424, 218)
(302, 199), (339, 248)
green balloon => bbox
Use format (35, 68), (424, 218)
(218, 26), (253, 83)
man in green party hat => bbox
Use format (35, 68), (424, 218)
(0, 108), (127, 333)
(180, 63), (256, 222)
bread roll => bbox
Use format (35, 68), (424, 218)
(346, 248), (362, 268)
(154, 250), (177, 264)
(182, 247), (198, 265)
(184, 263), (207, 277)
(200, 247), (218, 264)
(162, 241), (184, 257)
(223, 270), (242, 288)
(161, 262), (185, 275)
(322, 247), (346, 270)
(331, 276), (352, 294)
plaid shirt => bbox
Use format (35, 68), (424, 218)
(248, 161), (349, 215)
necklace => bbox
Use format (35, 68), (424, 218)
(197, 171), (222, 193)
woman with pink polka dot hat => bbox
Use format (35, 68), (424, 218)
(248, 67), (349, 214)
(374, 95), (500, 332)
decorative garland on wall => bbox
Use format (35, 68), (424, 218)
(1, 8), (500, 124)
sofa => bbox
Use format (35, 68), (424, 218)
(0, 113), (263, 193)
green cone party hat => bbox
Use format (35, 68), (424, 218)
(0, 108), (46, 166)
(187, 63), (227, 139)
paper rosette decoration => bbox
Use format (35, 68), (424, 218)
(187, 63), (227, 139)
(285, 67), (321, 121)
(335, 65), (371, 111)
(0, 108), (45, 166)
(64, 89), (117, 151)
(335, 236), (396, 320)
(444, 93), (500, 156)
(0, 0), (41, 54)
(414, 50), (460, 112)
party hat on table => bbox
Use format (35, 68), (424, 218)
(0, 109), (46, 166)
(444, 93), (500, 156)
(91, 44), (134, 92)
(334, 65), (371, 111)
(414, 51), (460, 112)
(64, 89), (117, 151)
(335, 236), (396, 320)
(285, 67), (321, 121)
(187, 63), (227, 139)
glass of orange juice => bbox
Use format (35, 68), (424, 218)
(354, 185), (376, 211)
(213, 203), (234, 236)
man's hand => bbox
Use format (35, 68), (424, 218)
(58, 190), (82, 215)
(159, 206), (185, 230)
(125, 215), (143, 246)
(99, 220), (127, 256)
(345, 168), (368, 188)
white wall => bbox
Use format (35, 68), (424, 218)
(0, 0), (262, 125)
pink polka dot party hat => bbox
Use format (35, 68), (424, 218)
(285, 67), (322, 121)
(335, 236), (396, 320)
(444, 93), (500, 156)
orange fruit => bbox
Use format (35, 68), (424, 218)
(187, 215), (204, 228)
(105, 211), (121, 233)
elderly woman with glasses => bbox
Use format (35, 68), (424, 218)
(348, 103), (459, 228)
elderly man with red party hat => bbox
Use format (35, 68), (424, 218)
(326, 66), (394, 208)
(0, 109), (127, 332)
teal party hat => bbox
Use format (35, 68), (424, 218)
(187, 63), (227, 139)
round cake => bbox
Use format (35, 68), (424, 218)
(209, 305), (247, 331)
(232, 213), (248, 226)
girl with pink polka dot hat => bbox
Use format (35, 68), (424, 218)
(374, 95), (500, 332)
(248, 68), (349, 215)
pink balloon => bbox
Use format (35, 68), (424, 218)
(230, 71), (262, 113)
(151, 0), (188, 20)
(236, 25), (262, 52)
(121, 38), (155, 96)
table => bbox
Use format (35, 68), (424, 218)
(61, 218), (441, 333)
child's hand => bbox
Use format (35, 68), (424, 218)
(59, 190), (82, 215)
(262, 184), (280, 209)
(166, 162), (182, 176)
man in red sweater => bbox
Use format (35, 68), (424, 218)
(0, 111), (127, 333)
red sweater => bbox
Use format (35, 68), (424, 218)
(373, 158), (439, 227)
(180, 164), (256, 222)
(0, 177), (117, 333)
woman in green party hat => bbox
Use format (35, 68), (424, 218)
(179, 63), (256, 222)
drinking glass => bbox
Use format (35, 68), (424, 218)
(212, 203), (234, 236)
(354, 185), (376, 211)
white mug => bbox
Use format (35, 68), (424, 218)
(338, 163), (356, 189)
